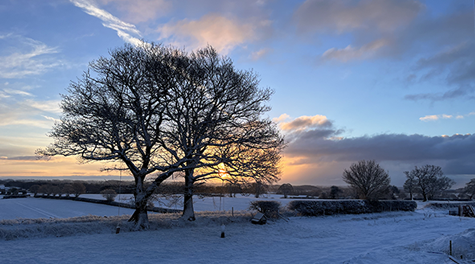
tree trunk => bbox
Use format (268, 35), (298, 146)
(182, 169), (196, 221)
(128, 174), (150, 229)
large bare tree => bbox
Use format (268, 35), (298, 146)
(37, 43), (189, 229)
(403, 165), (454, 202)
(38, 42), (283, 227)
(157, 47), (284, 220)
(342, 160), (390, 200)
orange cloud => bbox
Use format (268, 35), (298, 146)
(278, 114), (331, 132)
(157, 14), (255, 54)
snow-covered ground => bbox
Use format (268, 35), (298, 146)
(1, 196), (475, 263)
(81, 193), (295, 211)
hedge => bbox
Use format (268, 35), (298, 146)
(287, 200), (417, 216)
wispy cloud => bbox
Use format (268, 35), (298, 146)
(41, 115), (60, 123)
(2, 89), (33, 97)
(98, 0), (171, 23)
(322, 39), (389, 62)
(0, 97), (61, 128)
(250, 48), (271, 60)
(70, 0), (143, 46)
(0, 36), (59, 79)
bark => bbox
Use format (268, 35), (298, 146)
(128, 174), (150, 229)
(422, 190), (428, 202)
(182, 169), (196, 221)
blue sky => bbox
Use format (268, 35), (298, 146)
(0, 0), (474, 187)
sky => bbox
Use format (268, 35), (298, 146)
(0, 0), (474, 188)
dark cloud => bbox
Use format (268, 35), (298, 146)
(293, 0), (422, 35)
(405, 40), (475, 101)
(286, 125), (475, 176)
(404, 86), (474, 101)
(292, 1), (475, 101)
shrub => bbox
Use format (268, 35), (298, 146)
(287, 200), (416, 216)
(100, 189), (117, 202)
(249, 201), (281, 218)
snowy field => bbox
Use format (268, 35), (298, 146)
(1, 196), (475, 263)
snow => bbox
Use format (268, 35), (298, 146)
(1, 196), (475, 263)
(81, 193), (296, 211)
(0, 197), (135, 220)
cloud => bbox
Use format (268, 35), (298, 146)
(272, 114), (290, 123)
(322, 39), (389, 62)
(294, 0), (475, 103)
(26, 99), (61, 114)
(42, 115), (60, 123)
(98, 0), (171, 23)
(0, 36), (59, 79)
(70, 0), (143, 46)
(419, 112), (474, 121)
(399, 9), (475, 101)
(419, 114), (452, 122)
(157, 14), (260, 54)
(282, 116), (475, 185)
(294, 0), (422, 34)
(250, 48), (271, 60)
(278, 115), (332, 132)
(0, 156), (39, 161)
(0, 97), (61, 128)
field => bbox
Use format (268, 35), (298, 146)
(1, 195), (475, 263)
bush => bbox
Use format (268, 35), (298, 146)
(287, 200), (416, 216)
(249, 201), (281, 218)
(100, 189), (117, 202)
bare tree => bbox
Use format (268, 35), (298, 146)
(278, 183), (294, 198)
(38, 184), (53, 197)
(29, 185), (41, 196)
(342, 160), (390, 200)
(101, 189), (118, 202)
(37, 43), (192, 229)
(37, 42), (283, 227)
(51, 185), (62, 197)
(463, 178), (475, 200)
(404, 165), (454, 202)
(403, 174), (416, 200)
(72, 182), (86, 198)
(330, 186), (342, 199)
(62, 184), (75, 197)
(155, 47), (284, 220)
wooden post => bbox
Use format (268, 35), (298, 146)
(450, 240), (452, 256)
(232, 207), (234, 217)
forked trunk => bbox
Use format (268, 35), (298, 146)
(182, 169), (196, 221)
